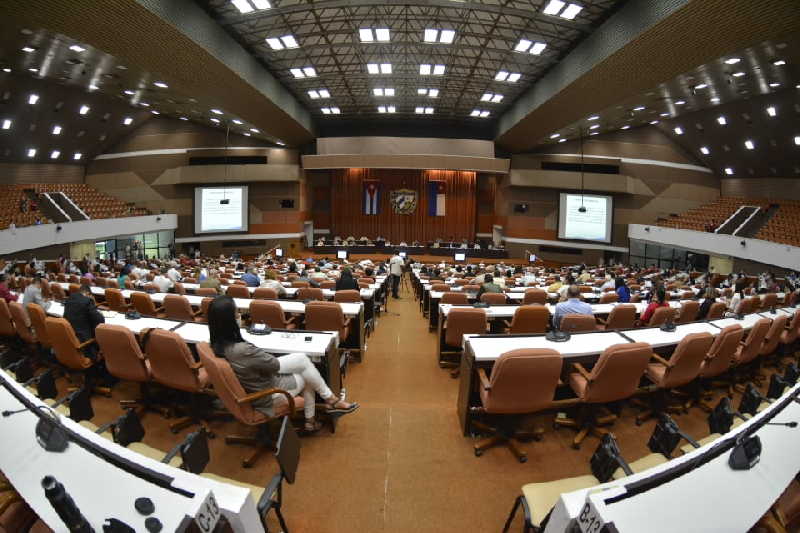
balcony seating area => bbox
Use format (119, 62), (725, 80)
(756, 200), (800, 247)
(657, 196), (769, 233)
(0, 184), (149, 230)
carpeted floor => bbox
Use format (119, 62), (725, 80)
(79, 281), (741, 533)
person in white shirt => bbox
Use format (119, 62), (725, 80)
(316, 238), (325, 246)
(389, 251), (404, 299)
(167, 264), (182, 283)
(473, 242), (481, 250)
(600, 275), (615, 291)
(152, 268), (174, 293)
(399, 241), (408, 247)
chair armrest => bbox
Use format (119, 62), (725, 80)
(572, 363), (592, 381)
(192, 309), (203, 317)
(596, 317), (607, 325)
(155, 306), (164, 313)
(237, 388), (296, 415)
(650, 352), (671, 366)
(77, 338), (96, 349)
(343, 317), (352, 328)
(477, 368), (491, 390)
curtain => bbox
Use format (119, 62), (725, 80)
(330, 168), (476, 243)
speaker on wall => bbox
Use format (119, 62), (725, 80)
(280, 199), (295, 209)
(513, 203), (529, 214)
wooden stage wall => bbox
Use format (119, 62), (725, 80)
(330, 168), (476, 243)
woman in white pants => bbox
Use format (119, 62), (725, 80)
(208, 296), (358, 433)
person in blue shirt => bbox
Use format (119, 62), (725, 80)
(241, 267), (261, 288)
(553, 285), (594, 328)
(615, 277), (631, 303)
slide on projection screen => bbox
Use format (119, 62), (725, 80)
(194, 186), (249, 234)
(558, 193), (613, 243)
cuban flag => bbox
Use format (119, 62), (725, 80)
(363, 180), (380, 215)
(427, 180), (446, 216)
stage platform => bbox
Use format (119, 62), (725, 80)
(313, 244), (508, 259)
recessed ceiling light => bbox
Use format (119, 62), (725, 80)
(73, 152), (82, 160)
(1, 119), (11, 130)
(558, 138), (567, 143)
(794, 136), (800, 145)
(428, 89), (439, 98)
(744, 140), (755, 150)
(250, 128), (260, 133)
(308, 90), (320, 99)
(319, 89), (330, 98)
(675, 100), (686, 105)
(210, 109), (223, 115)
(694, 83), (708, 89)
(766, 106), (777, 117)
(479, 110), (490, 118)
(717, 116), (727, 125)
(243, 132), (251, 136)
(50, 150), (60, 159)
(732, 71), (745, 78)
(179, 116), (188, 121)
(515, 39), (532, 52)
(423, 29), (456, 44)
(724, 167), (733, 175)
(560, 3), (583, 19)
(232, 0), (254, 13)
(495, 71), (508, 81)
(1, 68), (10, 73)
(633, 106), (645, 111)
(123, 90), (135, 95)
(530, 42), (547, 55)
(700, 146), (710, 155)
(321, 107), (331, 115)
(303, 67), (317, 77)
(769, 82), (780, 88)
(123, 117), (133, 125)
(78, 105), (90, 115)
(471, 110), (490, 118)
(424, 107), (434, 114)
(140, 102), (150, 107)
(710, 97), (720, 103)
(491, 94), (503, 103)
(550, 133), (560, 139)
(508, 73), (521, 82)
(232, 119), (243, 124)
(28, 93), (39, 105)
(587, 115), (599, 121)
(21, 46), (36, 53)
(52, 125), (62, 135)
(543, 0), (566, 15)
(153, 81), (168, 88)
(659, 112), (669, 117)
(26, 148), (36, 158)
(773, 60), (786, 66)
(69, 44), (86, 53)
(415, 107), (425, 114)
(620, 125), (631, 130)
(724, 58), (741, 65)
(210, 117), (220, 123)
(589, 124), (600, 130)
(649, 120), (659, 125)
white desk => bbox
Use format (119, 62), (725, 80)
(464, 331), (630, 362)
(622, 322), (721, 348)
(0, 369), (260, 532)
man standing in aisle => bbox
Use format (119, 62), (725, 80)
(389, 250), (404, 299)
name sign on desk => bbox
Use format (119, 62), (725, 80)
(194, 491), (222, 533)
(577, 499), (613, 533)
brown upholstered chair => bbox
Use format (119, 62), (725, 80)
(690, 324), (746, 411)
(56, 274), (67, 283)
(760, 293), (778, 312)
(196, 287), (219, 297)
(646, 306), (676, 327)
(45, 317), (109, 398)
(780, 311), (799, 351)
(226, 285), (250, 299)
(249, 300), (297, 330)
(441, 292), (469, 305)
(95, 324), (165, 415)
(8, 302), (36, 348)
(25, 303), (52, 352)
(554, 342), (652, 448)
(200, 297), (214, 320)
(503, 305), (549, 334)
(430, 284), (450, 292)
(333, 290), (360, 303)
(523, 289), (547, 305)
(728, 318), (771, 390)
(297, 287), (324, 301)
(183, 277), (197, 284)
(250, 287), (277, 300)
(144, 329), (214, 434)
(596, 304), (636, 330)
(675, 301), (700, 324)
(0, 299), (16, 341)
(760, 315), (788, 358)
(480, 292), (507, 305)
(196, 342), (301, 468)
(103, 288), (129, 313)
(319, 280), (336, 289)
(635, 332), (714, 423)
(472, 349), (576, 462)
(142, 283), (159, 293)
(559, 314), (597, 333)
(441, 308), (488, 377)
(163, 294), (203, 322)
(291, 281), (310, 288)
(304, 301), (351, 341)
(173, 282), (186, 295)
(705, 302), (726, 320)
(50, 283), (66, 301)
(598, 292), (618, 304)
(40, 282), (53, 299)
(130, 292), (164, 318)
(124, 279), (136, 290)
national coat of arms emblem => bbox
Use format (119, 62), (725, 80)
(389, 188), (417, 214)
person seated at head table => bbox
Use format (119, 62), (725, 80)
(316, 238), (326, 246)
(473, 241), (481, 249)
(359, 236), (369, 243)
(553, 285), (594, 328)
(345, 235), (356, 244)
(333, 235), (342, 244)
(412, 240), (421, 247)
(398, 241), (408, 247)
(459, 240), (468, 249)
(208, 296), (359, 433)
(431, 241), (440, 248)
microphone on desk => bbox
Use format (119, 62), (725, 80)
(42, 476), (94, 533)
(765, 421), (798, 428)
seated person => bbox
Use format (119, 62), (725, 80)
(487, 243), (495, 250)
(640, 288), (669, 325)
(460, 239), (468, 249)
(259, 270), (286, 297)
(476, 274), (503, 300)
(207, 296), (358, 433)
(345, 235), (356, 245)
(64, 284), (105, 359)
(359, 236), (369, 243)
(432, 240), (440, 248)
(309, 267), (328, 283)
(473, 242), (481, 250)
(411, 240), (421, 247)
(615, 277), (631, 303)
(241, 268), (261, 288)
(152, 267), (174, 293)
(316, 238), (326, 246)
(398, 241), (408, 247)
(696, 287), (717, 320)
(0, 274), (17, 303)
(335, 267), (359, 291)
(200, 270), (223, 294)
(23, 273), (51, 312)
(553, 285), (593, 328)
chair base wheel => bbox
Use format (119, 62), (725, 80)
(474, 449), (483, 457)
(518, 456), (527, 463)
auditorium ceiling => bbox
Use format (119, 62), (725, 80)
(199, 0), (624, 123)
(533, 38), (800, 178)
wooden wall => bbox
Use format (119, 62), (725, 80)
(0, 163), (84, 184)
